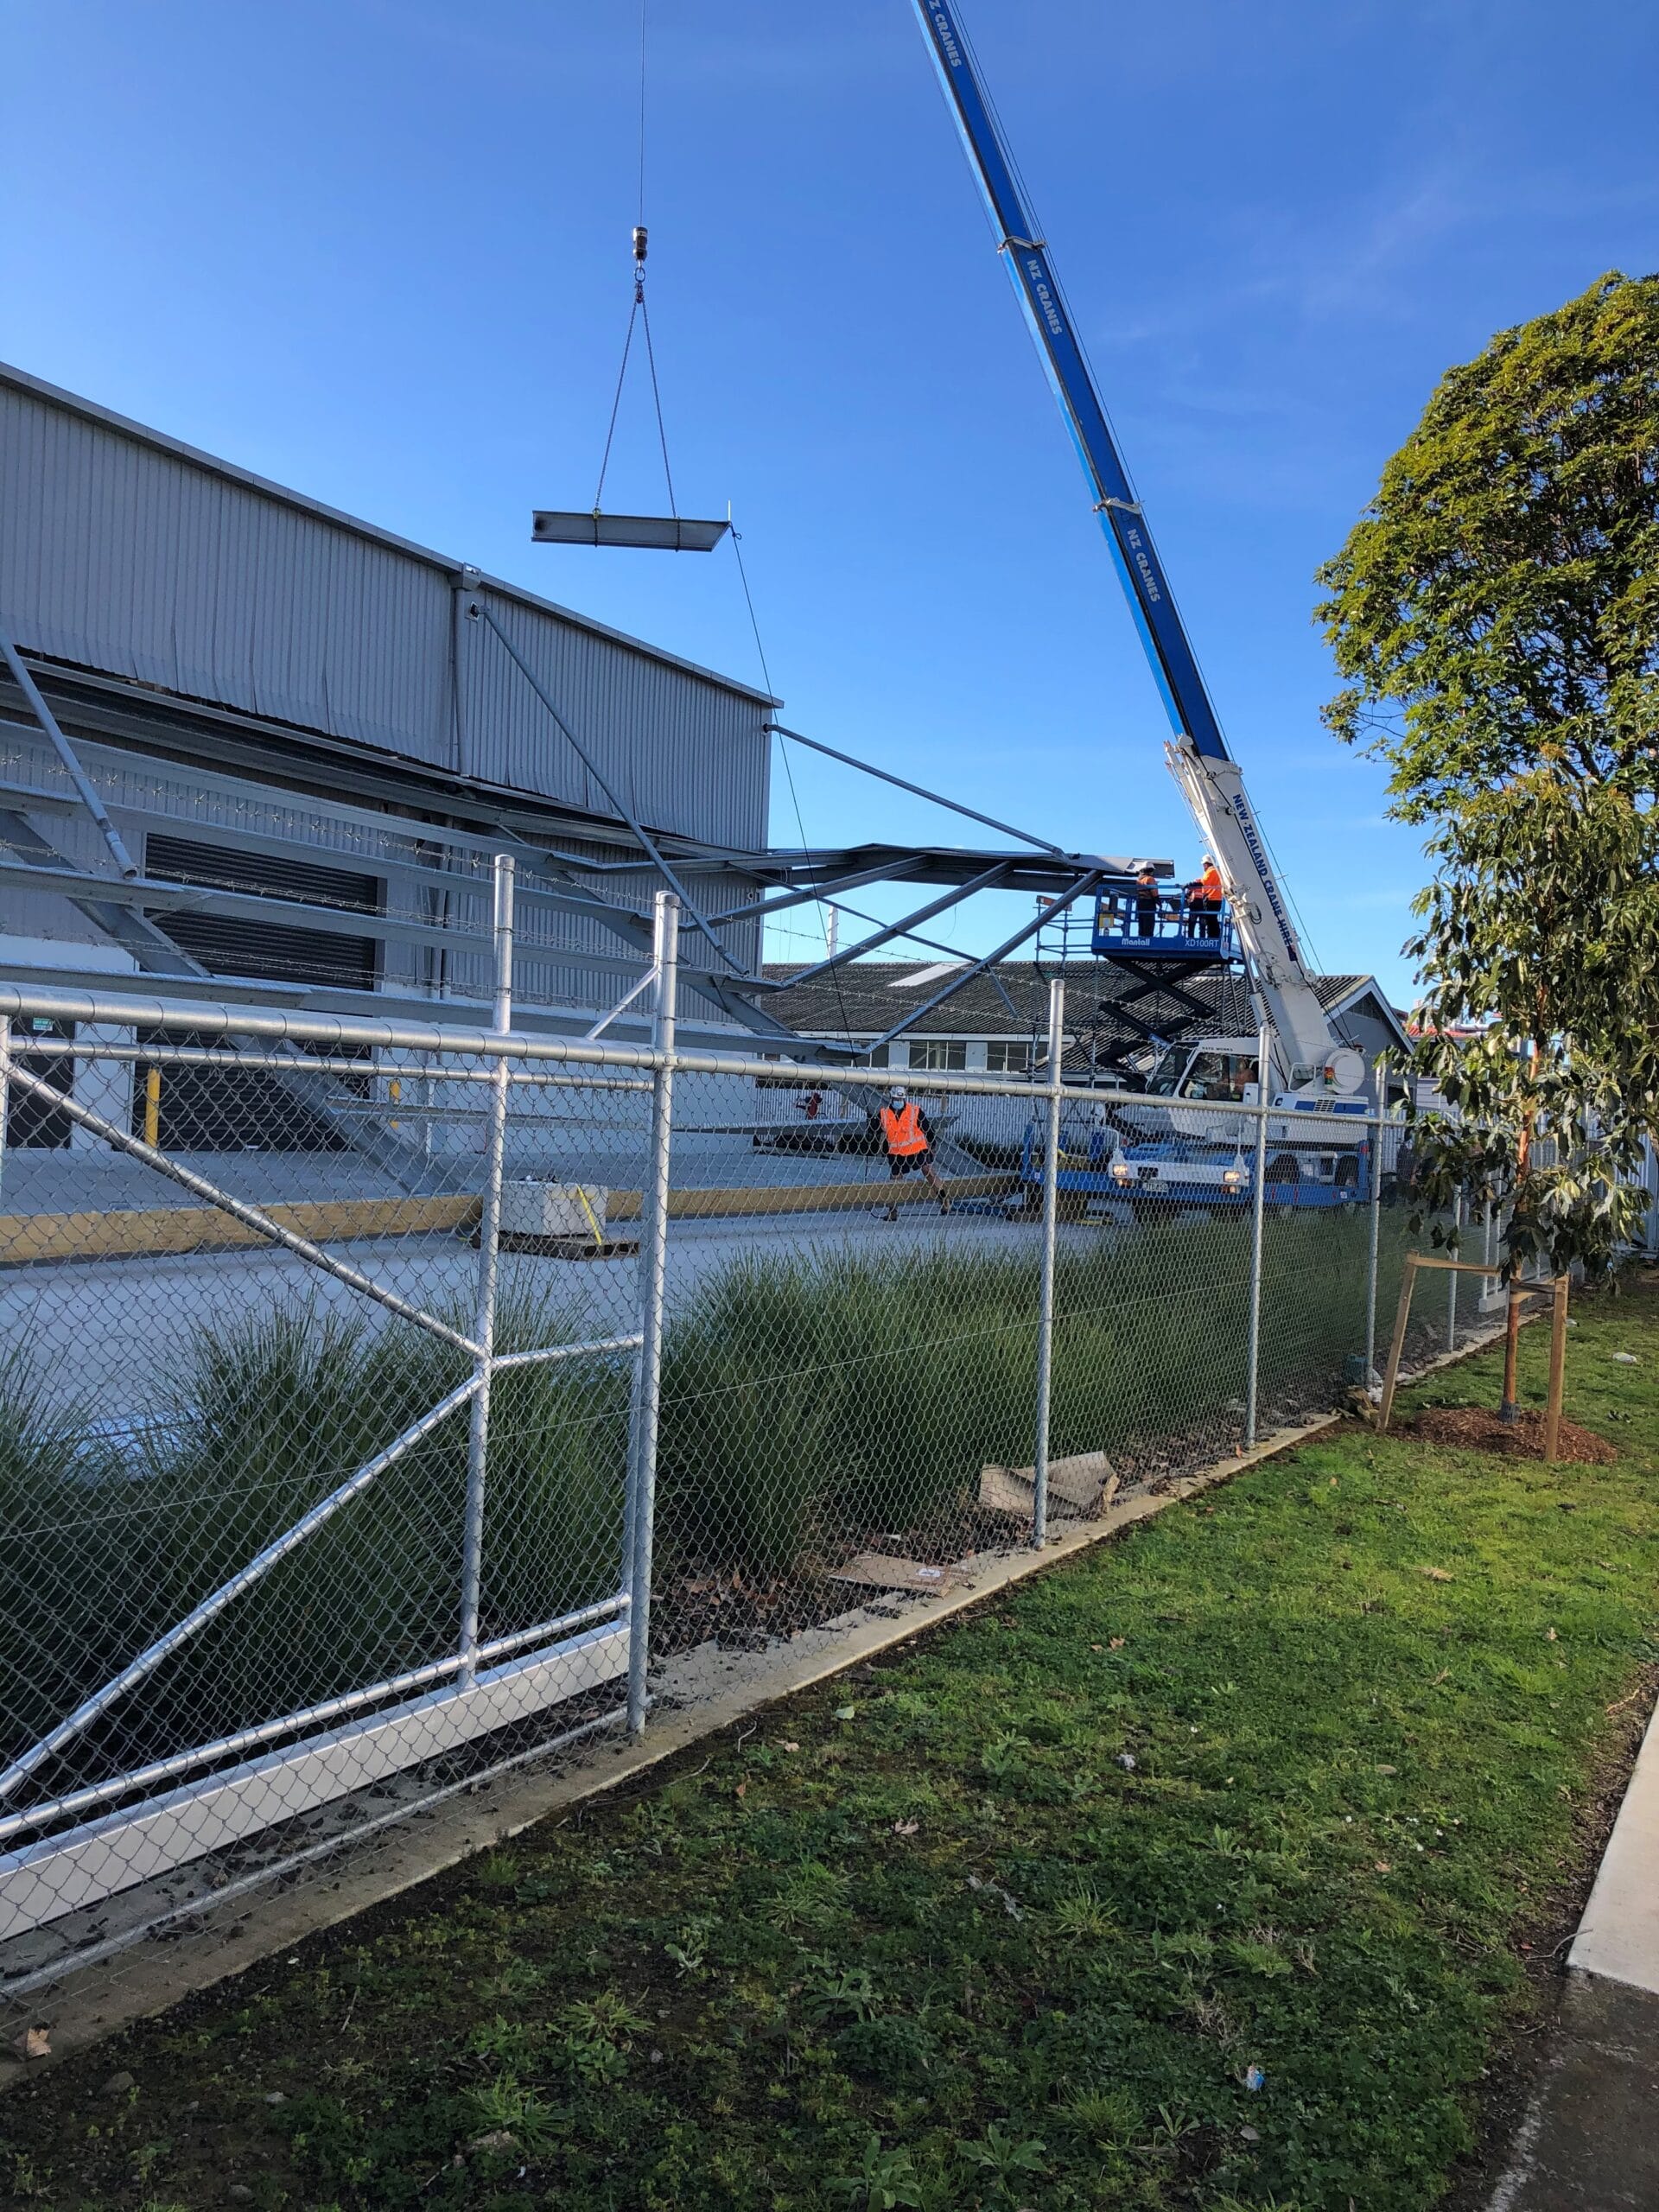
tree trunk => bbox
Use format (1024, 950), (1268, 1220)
(1499, 1285), (1523, 1421)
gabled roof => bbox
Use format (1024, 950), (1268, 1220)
(761, 959), (1407, 1052)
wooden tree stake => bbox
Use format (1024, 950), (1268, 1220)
(1376, 1255), (1421, 1433)
(1543, 1274), (1569, 1460)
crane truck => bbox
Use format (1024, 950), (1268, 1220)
(911, 2), (1380, 1211)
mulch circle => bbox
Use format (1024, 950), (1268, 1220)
(1408, 1405), (1618, 1465)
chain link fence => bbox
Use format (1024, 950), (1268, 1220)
(0, 883), (1446, 2041)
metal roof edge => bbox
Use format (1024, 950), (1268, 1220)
(0, 359), (780, 711)
(1319, 974), (1413, 1052)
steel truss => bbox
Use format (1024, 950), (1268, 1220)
(1, 626), (1165, 1070)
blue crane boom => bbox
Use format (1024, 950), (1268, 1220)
(910, 4), (1224, 765)
(910, 2), (1358, 1089)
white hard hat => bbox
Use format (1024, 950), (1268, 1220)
(888, 1083), (906, 1101)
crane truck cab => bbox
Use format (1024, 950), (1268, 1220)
(1108, 1036), (1375, 1213)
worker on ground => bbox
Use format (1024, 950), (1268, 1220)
(878, 1083), (950, 1221)
(1133, 864), (1160, 939)
(1185, 854), (1224, 939)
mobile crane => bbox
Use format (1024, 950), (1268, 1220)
(911, 2), (1377, 1211)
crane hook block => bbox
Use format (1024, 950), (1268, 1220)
(632, 225), (648, 264)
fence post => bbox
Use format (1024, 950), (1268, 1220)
(458, 853), (515, 1688)
(627, 892), (678, 1737)
(1364, 1053), (1387, 1387)
(1446, 1190), (1462, 1352)
(1243, 1022), (1271, 1449)
(0, 1020), (9, 1204)
(1032, 976), (1065, 1548)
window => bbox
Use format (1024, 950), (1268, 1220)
(5, 1016), (73, 1149)
(909, 1039), (967, 1072)
(138, 837), (381, 1151)
(1178, 1052), (1261, 1102)
(984, 1040), (1031, 1075)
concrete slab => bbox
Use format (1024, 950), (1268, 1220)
(1570, 1694), (1659, 1997)
(1486, 1970), (1659, 2210)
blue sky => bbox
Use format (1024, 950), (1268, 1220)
(6, 2), (1657, 1001)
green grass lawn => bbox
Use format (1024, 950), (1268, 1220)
(5, 1284), (1658, 2212)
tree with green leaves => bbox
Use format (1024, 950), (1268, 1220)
(1318, 270), (1659, 1402)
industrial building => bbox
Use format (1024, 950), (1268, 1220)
(1, 362), (1153, 1155)
(0, 361), (779, 1017)
(1, 361), (1408, 1173)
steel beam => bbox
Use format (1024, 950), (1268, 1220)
(771, 721), (1071, 859)
(865, 870), (1108, 1051)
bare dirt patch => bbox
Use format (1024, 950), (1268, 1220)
(1410, 1405), (1618, 1464)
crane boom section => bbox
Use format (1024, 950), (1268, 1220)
(910, 2), (1345, 1079)
(911, 2), (1227, 764)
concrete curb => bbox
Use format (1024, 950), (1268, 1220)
(1569, 1694), (1659, 1998)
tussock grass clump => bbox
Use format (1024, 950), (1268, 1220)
(0, 1283), (626, 1779)
(657, 1216), (1400, 1576)
(0, 1215), (1410, 1775)
(10, 1283), (1656, 2212)
(659, 1248), (1043, 1571)
(0, 1350), (138, 1756)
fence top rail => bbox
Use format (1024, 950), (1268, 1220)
(0, 980), (1398, 1118)
(2, 1037), (653, 1089)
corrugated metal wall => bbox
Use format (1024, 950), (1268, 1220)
(461, 588), (768, 848)
(0, 366), (772, 850)
(0, 723), (762, 1011)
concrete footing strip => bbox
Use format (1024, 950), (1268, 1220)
(1, 1314), (1512, 2075)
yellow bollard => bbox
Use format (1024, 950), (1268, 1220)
(143, 1065), (161, 1148)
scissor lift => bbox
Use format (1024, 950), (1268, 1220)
(1034, 891), (1240, 1086)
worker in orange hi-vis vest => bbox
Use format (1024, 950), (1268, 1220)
(877, 1083), (950, 1222)
(1185, 855), (1225, 940)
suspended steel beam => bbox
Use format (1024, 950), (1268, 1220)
(532, 510), (730, 552)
